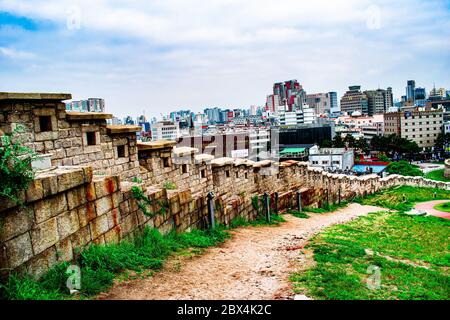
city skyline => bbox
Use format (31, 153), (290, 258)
(0, 0), (449, 118)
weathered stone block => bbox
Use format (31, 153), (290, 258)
(57, 169), (85, 193)
(5, 232), (33, 269)
(31, 218), (59, 255)
(70, 226), (91, 253)
(0, 207), (34, 242)
(95, 196), (113, 216)
(89, 214), (109, 240)
(34, 193), (67, 224)
(66, 186), (88, 210)
(57, 210), (80, 239)
(55, 237), (73, 262)
(77, 202), (96, 227)
(26, 179), (44, 202)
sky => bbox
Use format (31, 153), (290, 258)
(0, 0), (449, 119)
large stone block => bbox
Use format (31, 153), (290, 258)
(33, 193), (67, 224)
(70, 226), (92, 253)
(95, 196), (113, 216)
(0, 207), (34, 242)
(25, 179), (44, 202)
(89, 214), (109, 240)
(55, 237), (73, 262)
(57, 169), (85, 193)
(66, 186), (87, 210)
(4, 232), (34, 269)
(31, 218), (59, 255)
(56, 210), (80, 239)
(77, 202), (97, 227)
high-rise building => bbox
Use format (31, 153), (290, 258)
(340, 86), (369, 115)
(384, 108), (444, 148)
(151, 121), (180, 141)
(406, 80), (416, 102)
(364, 87), (393, 115)
(272, 80), (306, 112)
(305, 93), (332, 115)
(329, 92), (338, 112)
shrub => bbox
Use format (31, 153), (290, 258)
(386, 160), (423, 177)
(0, 125), (39, 205)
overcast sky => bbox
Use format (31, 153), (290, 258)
(0, 0), (449, 119)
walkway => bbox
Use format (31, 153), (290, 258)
(414, 200), (450, 219)
(97, 203), (385, 300)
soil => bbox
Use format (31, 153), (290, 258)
(96, 203), (385, 300)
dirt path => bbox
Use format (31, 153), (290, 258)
(97, 203), (385, 300)
(414, 200), (450, 219)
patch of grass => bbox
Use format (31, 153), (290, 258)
(354, 186), (450, 211)
(287, 210), (309, 219)
(290, 211), (450, 300)
(434, 202), (450, 212)
(425, 169), (450, 182)
(229, 213), (285, 228)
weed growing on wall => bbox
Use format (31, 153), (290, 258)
(0, 125), (39, 206)
(163, 181), (177, 190)
(131, 186), (168, 217)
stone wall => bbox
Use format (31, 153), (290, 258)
(445, 159), (450, 179)
(0, 96), (140, 182)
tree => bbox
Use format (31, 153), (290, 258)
(332, 135), (345, 148)
(386, 160), (423, 177)
(320, 139), (332, 148)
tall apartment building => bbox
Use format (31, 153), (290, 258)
(364, 87), (393, 115)
(384, 109), (444, 148)
(151, 121), (180, 141)
(270, 80), (306, 112)
(340, 86), (369, 115)
(329, 92), (338, 112)
(66, 98), (105, 112)
(406, 80), (416, 102)
(305, 92), (335, 115)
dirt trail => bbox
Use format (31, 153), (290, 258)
(97, 203), (385, 300)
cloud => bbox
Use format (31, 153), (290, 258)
(0, 0), (449, 118)
(0, 46), (35, 59)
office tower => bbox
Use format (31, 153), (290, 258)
(340, 86), (369, 115)
(406, 80), (416, 102)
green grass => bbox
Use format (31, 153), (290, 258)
(229, 213), (286, 228)
(0, 226), (231, 300)
(290, 211), (450, 300)
(354, 186), (450, 211)
(434, 202), (450, 213)
(287, 210), (309, 219)
(302, 201), (348, 214)
(425, 169), (450, 182)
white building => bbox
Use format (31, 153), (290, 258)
(151, 121), (180, 141)
(308, 145), (354, 171)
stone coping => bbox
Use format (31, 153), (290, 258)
(172, 147), (199, 157)
(194, 154), (215, 163)
(211, 157), (235, 167)
(137, 140), (177, 151)
(0, 92), (72, 102)
(0, 166), (92, 213)
(66, 112), (113, 121)
(253, 160), (273, 168)
(106, 125), (142, 134)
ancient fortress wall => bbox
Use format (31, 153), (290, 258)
(1, 92), (449, 277)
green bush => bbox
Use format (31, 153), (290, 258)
(386, 160), (423, 177)
(0, 125), (39, 205)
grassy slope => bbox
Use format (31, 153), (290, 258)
(291, 186), (450, 300)
(290, 211), (450, 300)
(354, 186), (450, 211)
(425, 169), (450, 182)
